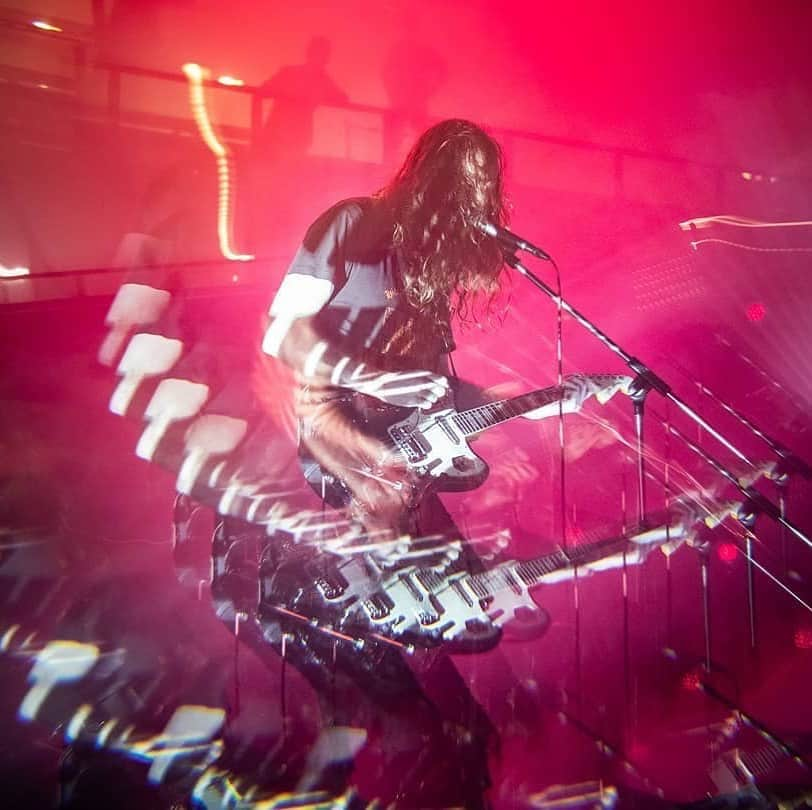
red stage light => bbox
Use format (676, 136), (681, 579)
(746, 302), (766, 322)
(716, 542), (738, 563)
(794, 627), (812, 650)
(680, 670), (702, 691)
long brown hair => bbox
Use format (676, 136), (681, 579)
(377, 119), (508, 324)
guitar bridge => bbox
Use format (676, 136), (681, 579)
(389, 424), (429, 463)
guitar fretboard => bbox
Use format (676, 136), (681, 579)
(466, 537), (632, 600)
(739, 745), (785, 777)
(450, 386), (565, 437)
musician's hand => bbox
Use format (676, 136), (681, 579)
(351, 369), (449, 410)
(338, 433), (415, 529)
(523, 374), (633, 420)
(522, 374), (588, 420)
(346, 468), (420, 535)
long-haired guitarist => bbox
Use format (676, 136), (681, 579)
(258, 118), (638, 807)
(262, 118), (510, 533)
(260, 119), (511, 808)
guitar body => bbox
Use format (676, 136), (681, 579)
(387, 404), (491, 491)
(299, 395), (490, 510)
(261, 548), (548, 654)
(283, 375), (639, 650)
(298, 374), (633, 511)
(259, 525), (678, 653)
(480, 563), (552, 642)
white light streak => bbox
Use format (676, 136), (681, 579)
(182, 63), (253, 262)
(66, 703), (93, 742)
(690, 239), (812, 254)
(0, 265), (30, 277)
(217, 75), (244, 87)
(303, 340), (329, 378)
(32, 20), (62, 32)
(679, 215), (812, 231)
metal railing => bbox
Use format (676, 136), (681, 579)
(1, 9), (804, 305)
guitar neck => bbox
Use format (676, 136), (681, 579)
(467, 536), (634, 599)
(737, 742), (793, 779)
(450, 386), (564, 437)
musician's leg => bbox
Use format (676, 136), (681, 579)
(402, 494), (498, 803)
(257, 504), (495, 807)
(413, 494), (546, 797)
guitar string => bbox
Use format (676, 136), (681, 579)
(449, 375), (618, 436)
(468, 536), (635, 598)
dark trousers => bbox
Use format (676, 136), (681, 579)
(251, 497), (496, 808)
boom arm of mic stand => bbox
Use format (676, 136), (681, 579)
(669, 364), (812, 482)
(657, 415), (812, 550)
(505, 253), (812, 549)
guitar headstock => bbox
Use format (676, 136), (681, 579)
(561, 374), (635, 408)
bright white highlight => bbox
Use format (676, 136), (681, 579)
(303, 340), (329, 378)
(110, 334), (183, 415)
(177, 415), (248, 495)
(99, 283), (171, 367)
(690, 239), (812, 254)
(331, 356), (350, 385)
(0, 265), (30, 277)
(136, 378), (210, 461)
(261, 317), (291, 357)
(32, 20), (62, 32)
(263, 274), (335, 358)
(66, 704), (94, 742)
(0, 624), (20, 651)
(19, 641), (99, 721)
(680, 214), (812, 231)
(269, 274), (334, 318)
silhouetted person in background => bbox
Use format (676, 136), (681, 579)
(250, 37), (350, 261)
(257, 36), (348, 160)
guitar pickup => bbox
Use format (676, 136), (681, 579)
(436, 416), (461, 445)
(363, 592), (394, 621)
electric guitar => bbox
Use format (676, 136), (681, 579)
(260, 521), (684, 654)
(299, 373), (632, 511)
(709, 726), (812, 808)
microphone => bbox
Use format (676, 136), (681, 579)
(473, 220), (552, 261)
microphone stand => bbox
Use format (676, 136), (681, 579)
(675, 368), (810, 581)
(503, 252), (812, 551)
(680, 377), (812, 483)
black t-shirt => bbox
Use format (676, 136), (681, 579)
(286, 197), (454, 374)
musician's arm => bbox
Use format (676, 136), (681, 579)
(263, 272), (447, 410)
(262, 272), (361, 380)
(523, 374), (634, 420)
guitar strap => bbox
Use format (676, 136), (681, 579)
(440, 318), (460, 384)
(445, 338), (459, 381)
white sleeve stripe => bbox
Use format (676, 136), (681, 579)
(269, 273), (334, 318)
(331, 356), (351, 386)
(261, 316), (292, 357)
(303, 340), (329, 378)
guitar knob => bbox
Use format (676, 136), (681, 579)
(452, 456), (473, 471)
